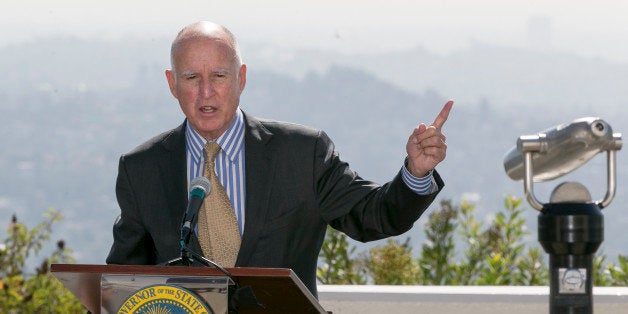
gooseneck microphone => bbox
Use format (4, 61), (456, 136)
(164, 176), (233, 278)
(166, 178), (259, 309)
(180, 176), (211, 247)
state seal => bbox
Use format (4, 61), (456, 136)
(117, 284), (213, 314)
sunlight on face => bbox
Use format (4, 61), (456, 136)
(166, 37), (246, 139)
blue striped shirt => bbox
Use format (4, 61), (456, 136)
(186, 109), (246, 235)
(185, 108), (435, 234)
(402, 167), (437, 194)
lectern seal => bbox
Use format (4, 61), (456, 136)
(117, 284), (212, 314)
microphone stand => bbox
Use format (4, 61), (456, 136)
(162, 221), (232, 277)
(175, 243), (261, 311)
(160, 190), (264, 313)
(161, 214), (263, 311)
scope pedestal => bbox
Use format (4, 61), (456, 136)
(538, 202), (604, 314)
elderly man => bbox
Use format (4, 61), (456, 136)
(106, 21), (452, 296)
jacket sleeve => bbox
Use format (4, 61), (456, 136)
(315, 130), (444, 242)
(106, 155), (157, 265)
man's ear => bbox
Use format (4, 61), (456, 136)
(165, 69), (178, 98)
(238, 64), (247, 92)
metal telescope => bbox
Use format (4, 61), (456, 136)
(504, 117), (622, 210)
(503, 117), (622, 313)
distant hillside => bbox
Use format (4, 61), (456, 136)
(0, 38), (625, 266)
(246, 41), (628, 111)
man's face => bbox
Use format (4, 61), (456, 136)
(166, 37), (246, 140)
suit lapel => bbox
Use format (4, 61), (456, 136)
(157, 121), (197, 252)
(236, 113), (277, 266)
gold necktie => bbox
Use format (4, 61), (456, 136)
(197, 142), (241, 267)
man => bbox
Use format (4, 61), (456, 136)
(106, 21), (452, 296)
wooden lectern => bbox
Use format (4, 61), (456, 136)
(51, 264), (327, 313)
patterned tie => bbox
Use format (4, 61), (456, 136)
(197, 142), (241, 267)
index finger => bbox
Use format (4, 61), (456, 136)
(431, 100), (454, 129)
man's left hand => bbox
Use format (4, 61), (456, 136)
(405, 100), (453, 177)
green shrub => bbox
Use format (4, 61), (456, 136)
(0, 209), (84, 313)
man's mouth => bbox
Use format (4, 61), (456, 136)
(200, 106), (216, 113)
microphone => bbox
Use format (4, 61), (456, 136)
(176, 177), (233, 275)
(180, 176), (211, 247)
(165, 176), (232, 273)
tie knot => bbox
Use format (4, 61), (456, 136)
(204, 142), (222, 161)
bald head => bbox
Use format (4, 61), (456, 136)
(170, 21), (242, 72)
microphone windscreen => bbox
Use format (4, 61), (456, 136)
(190, 176), (211, 195)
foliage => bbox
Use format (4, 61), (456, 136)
(0, 209), (84, 313)
(593, 255), (613, 286)
(317, 226), (366, 284)
(473, 196), (547, 285)
(317, 196), (627, 287)
(365, 238), (419, 285)
(607, 255), (628, 286)
(417, 196), (548, 286)
(416, 199), (458, 285)
(596, 254), (628, 286)
(451, 199), (490, 284)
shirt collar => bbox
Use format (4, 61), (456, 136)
(185, 108), (245, 164)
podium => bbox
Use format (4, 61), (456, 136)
(51, 264), (327, 313)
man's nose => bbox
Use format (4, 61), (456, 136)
(200, 80), (215, 98)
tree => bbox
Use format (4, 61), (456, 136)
(416, 197), (548, 286)
(366, 238), (419, 285)
(451, 199), (491, 285)
(0, 209), (84, 313)
(317, 226), (366, 284)
(417, 199), (458, 285)
(317, 196), (625, 287)
(471, 196), (547, 285)
(318, 196), (553, 286)
(606, 255), (628, 286)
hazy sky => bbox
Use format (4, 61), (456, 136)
(2, 1), (628, 62)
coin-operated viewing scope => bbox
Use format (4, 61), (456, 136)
(504, 117), (622, 314)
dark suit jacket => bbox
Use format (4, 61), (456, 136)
(106, 112), (444, 296)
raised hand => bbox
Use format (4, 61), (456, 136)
(405, 100), (453, 177)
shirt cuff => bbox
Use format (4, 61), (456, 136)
(402, 164), (437, 195)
